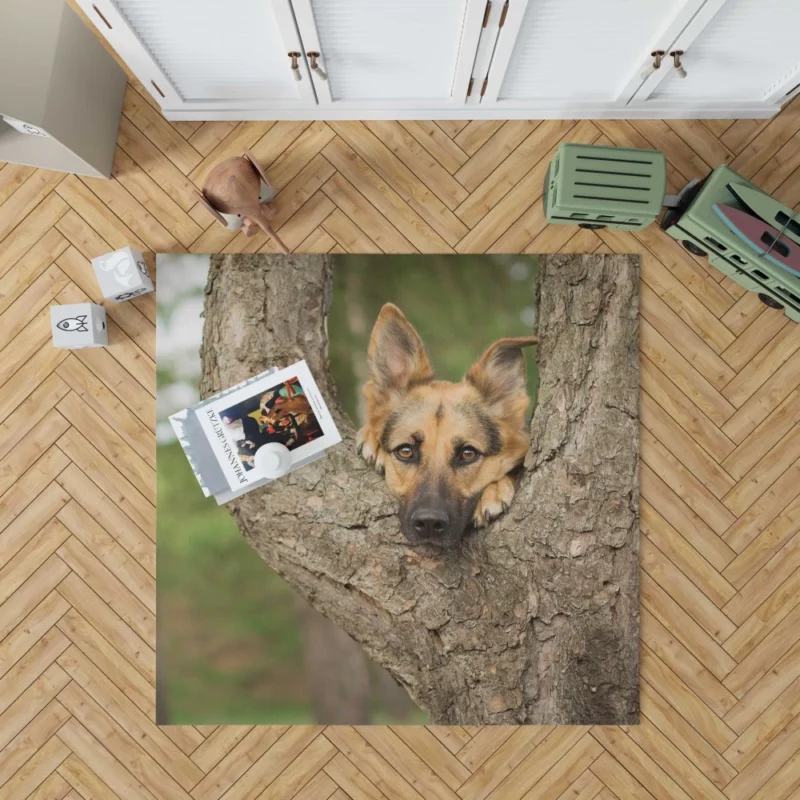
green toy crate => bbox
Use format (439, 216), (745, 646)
(660, 164), (800, 323)
(543, 143), (667, 231)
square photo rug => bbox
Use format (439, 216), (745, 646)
(155, 252), (640, 726)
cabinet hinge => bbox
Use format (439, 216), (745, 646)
(499, 0), (509, 27)
(480, 77), (488, 97)
(482, 1), (492, 27)
(467, 77), (474, 97)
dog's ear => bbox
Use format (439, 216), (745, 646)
(367, 304), (433, 394)
(465, 337), (538, 420)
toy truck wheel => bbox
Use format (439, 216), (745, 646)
(578, 223), (607, 230)
(758, 293), (785, 310)
(682, 240), (707, 257)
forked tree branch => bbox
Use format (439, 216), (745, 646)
(199, 253), (640, 725)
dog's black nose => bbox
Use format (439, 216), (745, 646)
(410, 508), (450, 539)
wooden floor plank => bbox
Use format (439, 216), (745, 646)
(0, 698), (71, 788)
(322, 172), (414, 253)
(590, 751), (656, 800)
(57, 496), (155, 601)
(454, 120), (576, 229)
(400, 121), (469, 175)
(455, 728), (552, 800)
(111, 148), (203, 249)
(723, 675), (800, 772)
(187, 122), (238, 158)
(723, 530), (800, 628)
(0, 170), (64, 243)
(56, 572), (154, 685)
(640, 609), (737, 717)
(0, 163), (36, 205)
(641, 537), (736, 643)
(640, 500), (736, 608)
(640, 463), (736, 571)
(722, 324), (800, 408)
(0, 733), (70, 800)
(454, 121), (506, 156)
(640, 285), (737, 386)
(453, 121), (539, 192)
(55, 395), (154, 501)
(0, 518), (72, 609)
(590, 726), (696, 800)
(122, 85), (202, 176)
(263, 122), (335, 190)
(116, 116), (200, 212)
(0, 591), (70, 683)
(457, 121), (599, 251)
(323, 135), (452, 252)
(57, 646), (204, 790)
(723, 492), (800, 584)
(639, 680), (737, 790)
(641, 392), (735, 500)
(723, 603), (800, 698)
(363, 121), (469, 211)
(0, 664), (70, 752)
(640, 357), (736, 463)
(57, 722), (157, 800)
(724, 642), (800, 733)
(56, 537), (154, 647)
(189, 727), (289, 800)
(0, 229), (68, 317)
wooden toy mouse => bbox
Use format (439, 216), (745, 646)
(196, 148), (290, 254)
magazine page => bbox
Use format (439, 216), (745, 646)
(194, 360), (341, 491)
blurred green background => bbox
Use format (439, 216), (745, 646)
(157, 253), (538, 725)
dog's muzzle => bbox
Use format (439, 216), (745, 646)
(410, 507), (450, 540)
(400, 491), (477, 548)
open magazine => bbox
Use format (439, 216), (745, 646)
(170, 361), (341, 504)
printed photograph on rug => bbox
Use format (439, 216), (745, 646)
(218, 376), (322, 469)
(156, 252), (639, 727)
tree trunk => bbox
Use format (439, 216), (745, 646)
(199, 253), (640, 725)
(292, 594), (372, 724)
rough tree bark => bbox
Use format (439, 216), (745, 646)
(199, 252), (640, 725)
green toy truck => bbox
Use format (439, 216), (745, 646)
(543, 143), (667, 231)
(543, 142), (800, 323)
(660, 165), (800, 323)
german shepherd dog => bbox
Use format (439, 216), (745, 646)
(357, 303), (537, 547)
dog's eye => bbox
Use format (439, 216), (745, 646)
(394, 444), (415, 461)
(460, 445), (480, 462)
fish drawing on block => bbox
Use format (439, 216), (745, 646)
(57, 315), (89, 332)
(713, 204), (800, 277)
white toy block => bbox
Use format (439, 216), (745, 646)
(91, 246), (154, 302)
(50, 303), (108, 349)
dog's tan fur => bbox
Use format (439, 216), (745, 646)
(357, 303), (537, 541)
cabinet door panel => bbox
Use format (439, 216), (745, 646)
(293, 0), (480, 106)
(645, 0), (800, 103)
(490, 0), (696, 105)
(88, 0), (314, 108)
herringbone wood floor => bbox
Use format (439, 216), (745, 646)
(3, 50), (800, 799)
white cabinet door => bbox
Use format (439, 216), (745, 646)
(630, 0), (800, 110)
(76, 0), (316, 112)
(481, 0), (705, 111)
(289, 0), (486, 109)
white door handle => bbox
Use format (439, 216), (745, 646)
(288, 51), (302, 81)
(670, 50), (687, 79)
(307, 52), (327, 81)
(640, 50), (664, 81)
